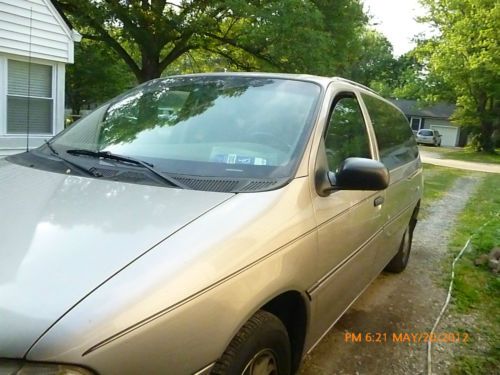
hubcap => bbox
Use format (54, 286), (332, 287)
(243, 349), (278, 375)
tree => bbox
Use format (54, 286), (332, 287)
(388, 48), (454, 101)
(66, 40), (135, 115)
(52, 0), (367, 82)
(390, 50), (428, 99)
(343, 30), (397, 93)
(419, 0), (500, 152)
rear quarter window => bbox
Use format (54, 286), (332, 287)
(361, 94), (418, 170)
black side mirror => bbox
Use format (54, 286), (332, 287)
(317, 157), (389, 196)
(335, 157), (389, 190)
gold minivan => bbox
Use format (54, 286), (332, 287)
(0, 73), (422, 375)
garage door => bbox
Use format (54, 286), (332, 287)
(429, 125), (459, 147)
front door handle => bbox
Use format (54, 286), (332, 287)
(374, 196), (384, 207)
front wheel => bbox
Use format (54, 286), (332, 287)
(211, 310), (291, 375)
(385, 224), (413, 273)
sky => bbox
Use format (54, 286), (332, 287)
(362, 0), (433, 56)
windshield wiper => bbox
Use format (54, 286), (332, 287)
(66, 149), (187, 189)
(43, 140), (99, 177)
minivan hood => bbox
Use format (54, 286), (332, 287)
(0, 160), (233, 358)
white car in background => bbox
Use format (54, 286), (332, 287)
(416, 129), (442, 146)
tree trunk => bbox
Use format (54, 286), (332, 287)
(70, 96), (81, 116)
(476, 94), (495, 152)
(138, 53), (162, 83)
(478, 120), (494, 152)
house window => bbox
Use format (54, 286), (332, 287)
(7, 60), (53, 134)
(410, 117), (422, 131)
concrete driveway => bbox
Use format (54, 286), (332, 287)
(419, 150), (500, 173)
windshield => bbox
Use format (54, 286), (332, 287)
(52, 76), (321, 183)
(419, 130), (433, 136)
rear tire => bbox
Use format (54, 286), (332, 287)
(211, 310), (291, 375)
(385, 224), (413, 273)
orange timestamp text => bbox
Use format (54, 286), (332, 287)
(343, 331), (469, 344)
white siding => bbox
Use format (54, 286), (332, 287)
(0, 0), (73, 155)
(424, 118), (453, 127)
(55, 62), (65, 138)
(0, 0), (74, 63)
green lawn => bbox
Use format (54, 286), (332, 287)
(420, 167), (499, 373)
(445, 173), (500, 374)
(420, 145), (500, 164)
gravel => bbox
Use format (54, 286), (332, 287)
(299, 175), (482, 375)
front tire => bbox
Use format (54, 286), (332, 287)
(385, 224), (413, 273)
(212, 310), (291, 375)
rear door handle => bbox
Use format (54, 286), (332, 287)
(374, 196), (384, 206)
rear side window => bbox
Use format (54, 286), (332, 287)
(362, 94), (418, 170)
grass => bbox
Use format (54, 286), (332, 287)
(420, 164), (466, 217)
(410, 165), (498, 373)
(420, 145), (500, 164)
(444, 173), (500, 374)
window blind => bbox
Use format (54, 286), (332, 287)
(8, 60), (52, 98)
(7, 97), (53, 134)
(7, 60), (53, 134)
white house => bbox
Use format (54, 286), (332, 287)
(0, 0), (80, 156)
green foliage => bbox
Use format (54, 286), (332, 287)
(445, 148), (500, 164)
(450, 353), (500, 375)
(53, 0), (367, 82)
(449, 173), (500, 256)
(344, 30), (396, 88)
(357, 39), (453, 102)
(391, 52), (425, 99)
(312, 0), (368, 75)
(418, 0), (500, 152)
(163, 50), (241, 75)
(391, 49), (452, 101)
(66, 40), (134, 115)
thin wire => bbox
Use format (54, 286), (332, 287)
(427, 214), (498, 374)
(427, 238), (470, 375)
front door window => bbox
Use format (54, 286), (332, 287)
(324, 95), (371, 172)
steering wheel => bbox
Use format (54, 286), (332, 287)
(248, 131), (291, 152)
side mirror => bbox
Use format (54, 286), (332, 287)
(317, 157), (389, 196)
(335, 157), (389, 190)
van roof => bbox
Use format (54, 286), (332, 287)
(160, 72), (375, 91)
